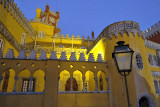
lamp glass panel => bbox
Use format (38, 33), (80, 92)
(115, 52), (132, 70)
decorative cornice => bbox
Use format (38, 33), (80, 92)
(1, 48), (104, 62)
(145, 40), (160, 50)
(0, 21), (21, 51)
(145, 21), (160, 39)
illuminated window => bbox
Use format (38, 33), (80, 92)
(0, 38), (5, 50)
(38, 31), (45, 38)
(21, 33), (26, 45)
(21, 78), (35, 92)
(136, 54), (143, 69)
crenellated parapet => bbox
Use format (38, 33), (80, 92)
(1, 0), (35, 39)
(102, 21), (144, 39)
(145, 21), (160, 39)
(145, 40), (160, 50)
(88, 21), (145, 53)
(55, 34), (95, 40)
(1, 48), (104, 62)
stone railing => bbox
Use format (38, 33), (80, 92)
(145, 40), (160, 50)
(102, 21), (144, 39)
(145, 21), (160, 39)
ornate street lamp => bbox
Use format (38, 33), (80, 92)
(112, 41), (134, 107)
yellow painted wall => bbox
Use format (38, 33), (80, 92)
(0, 2), (33, 46)
(33, 69), (45, 92)
(0, 34), (18, 57)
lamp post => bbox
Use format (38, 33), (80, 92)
(112, 41), (134, 107)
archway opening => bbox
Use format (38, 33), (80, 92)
(139, 97), (149, 107)
(33, 69), (45, 92)
(65, 78), (78, 91)
(2, 70), (10, 92)
(18, 69), (30, 92)
(85, 70), (95, 91)
(1, 69), (15, 92)
(97, 71), (106, 91)
(73, 70), (82, 91)
(59, 70), (70, 91)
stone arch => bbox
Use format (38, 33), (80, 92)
(97, 71), (107, 91)
(1, 69), (15, 92)
(137, 93), (155, 107)
(73, 70), (83, 91)
(33, 69), (45, 92)
(17, 69), (31, 92)
(85, 70), (95, 91)
(59, 70), (70, 91)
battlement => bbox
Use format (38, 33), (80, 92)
(145, 21), (160, 39)
(54, 34), (95, 40)
(145, 40), (160, 50)
(0, 48), (104, 62)
(102, 21), (144, 39)
(1, 0), (35, 39)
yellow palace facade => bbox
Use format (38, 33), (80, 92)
(0, 0), (160, 107)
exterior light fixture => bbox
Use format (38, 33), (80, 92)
(112, 41), (134, 107)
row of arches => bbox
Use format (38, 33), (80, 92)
(59, 70), (109, 92)
(0, 69), (45, 92)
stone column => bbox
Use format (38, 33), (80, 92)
(83, 77), (86, 91)
(94, 77), (98, 91)
(43, 77), (46, 92)
(106, 77), (110, 91)
(70, 77), (73, 91)
(13, 76), (18, 92)
(28, 77), (33, 92)
(58, 77), (60, 92)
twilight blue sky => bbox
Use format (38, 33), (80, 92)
(14, 0), (160, 38)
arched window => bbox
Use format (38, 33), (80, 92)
(21, 33), (26, 45)
(136, 53), (143, 69)
(38, 31), (45, 38)
(0, 38), (5, 50)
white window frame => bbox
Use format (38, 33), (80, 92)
(21, 33), (26, 45)
(38, 31), (45, 38)
(0, 38), (5, 51)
